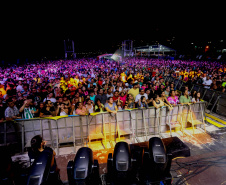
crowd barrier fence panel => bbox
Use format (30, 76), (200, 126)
(71, 116), (84, 145)
(116, 110), (132, 138)
(166, 105), (185, 136)
(197, 87), (207, 99)
(130, 109), (142, 138)
(103, 113), (116, 141)
(190, 84), (200, 95)
(168, 77), (174, 83)
(88, 113), (105, 143)
(216, 94), (226, 116)
(174, 79), (180, 89)
(22, 119), (48, 150)
(0, 121), (22, 149)
(11, 102), (207, 153)
(177, 80), (184, 91)
(201, 88), (214, 102)
(209, 91), (221, 112)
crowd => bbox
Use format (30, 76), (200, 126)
(0, 57), (226, 121)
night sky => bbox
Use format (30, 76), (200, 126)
(1, 4), (225, 62)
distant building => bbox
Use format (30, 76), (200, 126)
(134, 44), (176, 58)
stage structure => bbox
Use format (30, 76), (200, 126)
(122, 40), (133, 57)
(64, 39), (76, 59)
(134, 44), (176, 58)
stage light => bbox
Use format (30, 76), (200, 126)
(140, 137), (172, 184)
(67, 147), (100, 185)
(106, 142), (139, 185)
(111, 49), (122, 62)
(26, 151), (53, 185)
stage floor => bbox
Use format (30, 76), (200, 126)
(10, 122), (226, 184)
(53, 126), (226, 184)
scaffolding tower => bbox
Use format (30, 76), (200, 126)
(64, 39), (76, 59)
(122, 40), (133, 57)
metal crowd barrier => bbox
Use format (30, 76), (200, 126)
(0, 102), (205, 154)
(163, 76), (226, 116)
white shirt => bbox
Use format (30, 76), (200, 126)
(203, 79), (212, 89)
(16, 85), (24, 92)
(43, 97), (57, 103)
(86, 104), (94, 113)
(135, 93), (148, 103)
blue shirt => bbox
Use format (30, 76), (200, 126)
(105, 102), (116, 111)
(90, 95), (96, 102)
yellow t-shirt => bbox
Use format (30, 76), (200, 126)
(127, 74), (133, 81)
(184, 72), (189, 78)
(128, 88), (139, 100)
(121, 73), (127, 82)
(189, 71), (195, 78)
(197, 72), (203, 77)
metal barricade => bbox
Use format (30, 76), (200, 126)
(0, 121), (22, 149)
(21, 118), (52, 153)
(12, 102), (207, 153)
(197, 86), (206, 98)
(174, 79), (180, 89)
(202, 88), (214, 102)
(216, 94), (226, 116)
(177, 80), (184, 90)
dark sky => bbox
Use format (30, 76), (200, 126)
(1, 4), (225, 62)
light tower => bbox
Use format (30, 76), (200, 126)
(122, 40), (133, 57)
(64, 39), (76, 59)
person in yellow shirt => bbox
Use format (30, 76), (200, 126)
(184, 70), (189, 81)
(189, 71), (195, 78)
(197, 70), (203, 77)
(74, 75), (80, 87)
(120, 72), (127, 82)
(127, 73), (133, 81)
(68, 77), (77, 88)
(0, 84), (6, 96)
(128, 83), (139, 100)
(60, 77), (68, 92)
(179, 70), (184, 80)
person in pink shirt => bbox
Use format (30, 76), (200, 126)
(141, 83), (148, 91)
(167, 90), (179, 106)
(75, 102), (89, 115)
(119, 91), (127, 107)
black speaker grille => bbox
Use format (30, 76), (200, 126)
(75, 168), (86, 179)
(28, 175), (40, 185)
(117, 161), (128, 171)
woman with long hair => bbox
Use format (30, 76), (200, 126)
(191, 92), (201, 103)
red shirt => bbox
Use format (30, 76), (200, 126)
(113, 96), (119, 102)
(98, 80), (103, 86)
